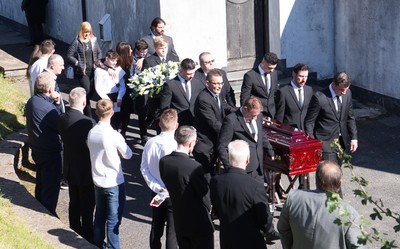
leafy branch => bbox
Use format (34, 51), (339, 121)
(325, 140), (399, 249)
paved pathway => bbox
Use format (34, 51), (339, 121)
(1, 17), (399, 249)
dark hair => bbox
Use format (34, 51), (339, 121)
(116, 42), (133, 74)
(333, 72), (351, 87)
(151, 17), (166, 30)
(40, 39), (56, 54)
(315, 160), (343, 193)
(206, 69), (222, 81)
(180, 58), (196, 71)
(106, 50), (120, 60)
(292, 63), (309, 74)
(135, 39), (149, 50)
(263, 52), (279, 65)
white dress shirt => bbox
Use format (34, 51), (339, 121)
(140, 131), (177, 194)
(88, 121), (133, 188)
(329, 84), (341, 112)
(29, 57), (48, 96)
(291, 81), (304, 106)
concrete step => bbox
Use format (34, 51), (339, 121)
(0, 49), (28, 78)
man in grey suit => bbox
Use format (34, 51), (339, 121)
(240, 52), (279, 118)
(141, 17), (179, 58)
(277, 160), (365, 249)
(304, 72), (358, 163)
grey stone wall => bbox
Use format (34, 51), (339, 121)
(334, 0), (400, 100)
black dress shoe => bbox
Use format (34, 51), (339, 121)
(266, 229), (280, 242)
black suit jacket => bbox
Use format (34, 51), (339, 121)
(142, 52), (179, 69)
(240, 67), (278, 118)
(217, 109), (274, 174)
(193, 88), (236, 173)
(304, 87), (357, 152)
(275, 83), (314, 131)
(159, 151), (214, 237)
(58, 108), (96, 185)
(160, 75), (205, 126)
(210, 167), (271, 249)
(141, 34), (179, 58)
(194, 68), (236, 107)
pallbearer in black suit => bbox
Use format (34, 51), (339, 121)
(58, 87), (96, 243)
(160, 58), (205, 126)
(194, 52), (236, 107)
(275, 63), (313, 131)
(275, 63), (314, 189)
(210, 140), (273, 249)
(193, 69), (236, 181)
(304, 72), (358, 163)
(240, 52), (279, 118)
(160, 126), (214, 249)
(218, 96), (274, 182)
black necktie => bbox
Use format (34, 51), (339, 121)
(161, 58), (166, 63)
(336, 95), (342, 113)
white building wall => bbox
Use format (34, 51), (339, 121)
(159, 0), (227, 68)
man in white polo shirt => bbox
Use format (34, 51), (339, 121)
(87, 99), (133, 249)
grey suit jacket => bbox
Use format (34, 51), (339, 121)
(275, 83), (313, 131)
(304, 87), (357, 152)
(141, 34), (179, 58)
(240, 67), (278, 118)
(277, 189), (365, 249)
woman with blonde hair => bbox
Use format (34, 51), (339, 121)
(67, 21), (115, 117)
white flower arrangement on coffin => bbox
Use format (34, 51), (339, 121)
(128, 60), (180, 99)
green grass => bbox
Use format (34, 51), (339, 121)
(0, 195), (53, 249)
(0, 76), (27, 140)
(0, 76), (52, 248)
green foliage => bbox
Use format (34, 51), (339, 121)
(0, 77), (27, 140)
(326, 140), (399, 249)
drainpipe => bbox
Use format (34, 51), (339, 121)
(81, 0), (87, 21)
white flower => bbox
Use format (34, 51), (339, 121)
(128, 60), (180, 99)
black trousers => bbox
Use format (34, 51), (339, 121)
(25, 13), (44, 44)
(78, 73), (95, 118)
(176, 232), (214, 249)
(68, 184), (95, 244)
(150, 195), (178, 249)
(32, 151), (62, 217)
(134, 95), (148, 139)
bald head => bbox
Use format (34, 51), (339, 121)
(315, 160), (343, 193)
(47, 54), (65, 76)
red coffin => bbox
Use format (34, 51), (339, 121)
(262, 118), (322, 176)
